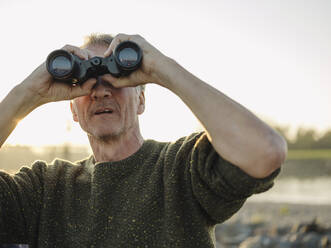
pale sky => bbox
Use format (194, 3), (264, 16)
(0, 0), (330, 145)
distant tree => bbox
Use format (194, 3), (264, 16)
(290, 128), (317, 150)
(273, 125), (291, 144)
(314, 130), (331, 149)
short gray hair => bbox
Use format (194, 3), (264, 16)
(82, 33), (145, 92)
(82, 33), (114, 49)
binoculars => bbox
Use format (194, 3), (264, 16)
(46, 41), (142, 85)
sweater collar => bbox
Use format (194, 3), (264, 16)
(84, 139), (153, 174)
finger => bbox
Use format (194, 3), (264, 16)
(69, 78), (97, 98)
(110, 78), (130, 88)
(62, 44), (89, 60)
(100, 74), (117, 84)
(113, 76), (142, 89)
(104, 33), (131, 57)
(102, 71), (143, 88)
(103, 41), (116, 57)
(100, 73), (127, 88)
(81, 78), (97, 92)
(84, 48), (95, 59)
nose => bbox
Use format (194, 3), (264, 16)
(90, 77), (113, 100)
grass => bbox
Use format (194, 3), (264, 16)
(287, 149), (331, 160)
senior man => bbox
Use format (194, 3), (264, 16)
(0, 33), (287, 247)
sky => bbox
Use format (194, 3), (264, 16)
(0, 0), (330, 146)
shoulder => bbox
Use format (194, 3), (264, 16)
(162, 132), (210, 159)
(24, 156), (91, 179)
(141, 132), (204, 159)
(49, 157), (90, 173)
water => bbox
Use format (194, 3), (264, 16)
(249, 177), (331, 205)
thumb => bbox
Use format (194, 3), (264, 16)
(111, 77), (132, 88)
(69, 78), (97, 98)
(101, 74), (132, 88)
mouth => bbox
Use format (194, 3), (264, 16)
(94, 108), (114, 115)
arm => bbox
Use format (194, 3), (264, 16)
(104, 34), (287, 178)
(0, 46), (96, 148)
(154, 58), (287, 178)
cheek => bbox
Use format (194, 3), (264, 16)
(73, 97), (90, 121)
(71, 102), (79, 122)
(120, 102), (135, 124)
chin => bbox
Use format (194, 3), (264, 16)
(89, 129), (124, 142)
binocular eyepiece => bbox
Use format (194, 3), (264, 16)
(46, 41), (142, 85)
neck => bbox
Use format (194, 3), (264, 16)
(88, 128), (144, 163)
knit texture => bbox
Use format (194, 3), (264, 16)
(0, 132), (279, 247)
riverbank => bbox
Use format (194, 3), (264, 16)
(215, 201), (331, 247)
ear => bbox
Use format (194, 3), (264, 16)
(70, 101), (79, 122)
(137, 90), (145, 115)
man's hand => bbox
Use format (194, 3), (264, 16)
(20, 44), (97, 107)
(0, 45), (97, 147)
(101, 34), (169, 89)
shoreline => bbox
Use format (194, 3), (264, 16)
(223, 201), (331, 228)
(216, 201), (331, 247)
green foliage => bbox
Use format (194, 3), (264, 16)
(287, 149), (331, 160)
(316, 130), (331, 149)
(274, 125), (331, 150)
(290, 128), (317, 149)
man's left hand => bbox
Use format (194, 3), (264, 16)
(101, 33), (168, 88)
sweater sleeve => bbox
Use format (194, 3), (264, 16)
(188, 132), (280, 223)
(0, 161), (46, 244)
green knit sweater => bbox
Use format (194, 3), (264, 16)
(0, 132), (279, 247)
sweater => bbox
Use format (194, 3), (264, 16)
(0, 132), (280, 247)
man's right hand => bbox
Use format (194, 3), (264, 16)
(20, 44), (97, 107)
(0, 45), (96, 147)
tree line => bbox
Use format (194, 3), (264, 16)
(274, 126), (331, 150)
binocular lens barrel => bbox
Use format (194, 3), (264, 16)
(114, 41), (142, 71)
(47, 51), (74, 79)
(50, 56), (72, 76)
(118, 48), (138, 67)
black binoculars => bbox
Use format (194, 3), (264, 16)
(46, 41), (142, 85)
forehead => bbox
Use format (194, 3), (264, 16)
(85, 45), (108, 57)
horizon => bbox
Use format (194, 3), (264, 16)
(1, 0), (330, 146)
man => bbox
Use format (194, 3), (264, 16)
(0, 33), (287, 247)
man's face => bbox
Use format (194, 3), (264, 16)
(70, 45), (145, 141)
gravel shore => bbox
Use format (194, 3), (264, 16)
(225, 201), (331, 228)
(215, 201), (331, 247)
